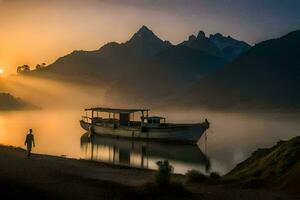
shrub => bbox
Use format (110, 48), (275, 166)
(155, 160), (173, 186)
(186, 170), (208, 183)
(210, 172), (221, 179)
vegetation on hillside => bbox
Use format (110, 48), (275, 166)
(225, 136), (300, 194)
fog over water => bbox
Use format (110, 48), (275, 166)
(0, 108), (299, 174)
(0, 76), (299, 174)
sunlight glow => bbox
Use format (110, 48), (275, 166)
(5, 75), (107, 109)
(0, 68), (3, 75)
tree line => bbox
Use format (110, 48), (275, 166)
(17, 63), (47, 74)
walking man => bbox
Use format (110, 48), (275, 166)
(24, 129), (35, 158)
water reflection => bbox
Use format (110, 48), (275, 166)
(80, 133), (210, 174)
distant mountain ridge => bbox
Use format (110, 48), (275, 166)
(178, 29), (300, 111)
(40, 26), (174, 81)
(180, 31), (251, 60)
(27, 25), (243, 105)
(31, 25), (250, 80)
(17, 26), (300, 110)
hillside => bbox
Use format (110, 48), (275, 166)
(104, 46), (226, 105)
(0, 93), (38, 110)
(181, 29), (300, 111)
(225, 136), (300, 194)
(27, 26), (172, 84)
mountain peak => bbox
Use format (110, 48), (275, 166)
(132, 25), (156, 39)
(209, 33), (224, 39)
(127, 25), (173, 47)
(188, 35), (197, 41)
(138, 25), (151, 33)
(197, 31), (206, 38)
(124, 25), (172, 58)
(181, 30), (251, 60)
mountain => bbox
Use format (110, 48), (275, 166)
(180, 31), (251, 60)
(180, 31), (222, 56)
(95, 26), (172, 61)
(30, 26), (172, 82)
(123, 25), (172, 58)
(26, 25), (228, 105)
(104, 46), (226, 105)
(179, 29), (300, 111)
(209, 33), (252, 60)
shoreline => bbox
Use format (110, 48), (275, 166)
(0, 144), (297, 200)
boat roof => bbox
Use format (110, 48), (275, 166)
(85, 107), (150, 113)
(147, 116), (166, 120)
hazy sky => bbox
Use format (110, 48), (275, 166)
(0, 0), (299, 74)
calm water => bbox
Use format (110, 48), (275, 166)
(81, 134), (210, 174)
(0, 109), (299, 174)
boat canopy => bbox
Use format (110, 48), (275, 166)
(85, 107), (150, 114)
(147, 116), (166, 120)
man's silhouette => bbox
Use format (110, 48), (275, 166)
(24, 129), (35, 158)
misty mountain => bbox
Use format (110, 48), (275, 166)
(95, 25), (172, 62)
(38, 26), (172, 82)
(180, 31), (251, 60)
(179, 29), (300, 111)
(105, 45), (226, 105)
(27, 25), (228, 104)
(29, 26), (251, 82)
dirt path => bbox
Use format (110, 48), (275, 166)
(0, 145), (297, 200)
(0, 145), (157, 199)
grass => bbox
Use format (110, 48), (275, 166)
(224, 136), (300, 193)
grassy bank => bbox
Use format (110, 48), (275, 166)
(225, 136), (300, 194)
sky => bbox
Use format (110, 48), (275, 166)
(0, 0), (299, 75)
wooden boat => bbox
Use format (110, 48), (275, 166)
(80, 107), (209, 144)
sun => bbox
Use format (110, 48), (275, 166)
(0, 68), (3, 75)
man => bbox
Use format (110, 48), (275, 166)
(24, 129), (35, 158)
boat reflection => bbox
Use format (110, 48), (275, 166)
(80, 133), (210, 174)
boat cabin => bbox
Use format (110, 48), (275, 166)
(82, 107), (165, 128)
(146, 116), (166, 128)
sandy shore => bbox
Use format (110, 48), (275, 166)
(0, 145), (297, 200)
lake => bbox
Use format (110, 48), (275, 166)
(0, 109), (299, 174)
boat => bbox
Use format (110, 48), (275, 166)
(80, 107), (209, 144)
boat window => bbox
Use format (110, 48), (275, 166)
(147, 118), (162, 124)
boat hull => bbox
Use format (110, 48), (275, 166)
(80, 120), (207, 144)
